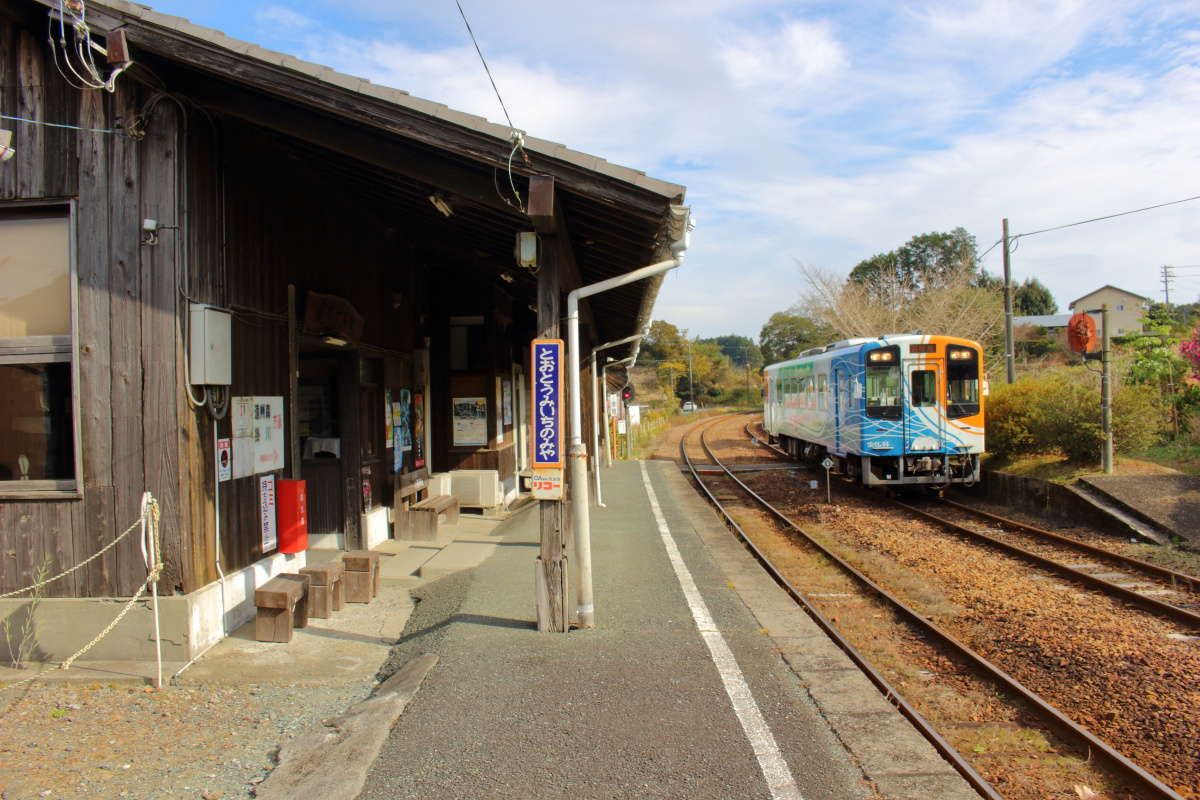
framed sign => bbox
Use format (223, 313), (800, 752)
(531, 339), (564, 470)
(259, 474), (277, 553)
(452, 397), (488, 447)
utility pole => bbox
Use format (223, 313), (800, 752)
(1101, 304), (1113, 475)
(688, 342), (695, 406)
(1001, 218), (1015, 384)
(1162, 265), (1174, 306)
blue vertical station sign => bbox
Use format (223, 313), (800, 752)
(531, 339), (564, 470)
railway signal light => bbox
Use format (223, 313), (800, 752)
(621, 386), (633, 402)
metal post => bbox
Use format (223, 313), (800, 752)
(1001, 218), (1015, 384)
(1101, 304), (1113, 474)
(688, 342), (695, 406)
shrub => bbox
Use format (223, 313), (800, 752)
(985, 367), (1167, 463)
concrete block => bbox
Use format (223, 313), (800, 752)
(802, 667), (898, 716)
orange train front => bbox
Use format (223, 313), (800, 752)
(762, 334), (985, 487)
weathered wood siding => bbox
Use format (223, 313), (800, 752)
(0, 15), (181, 597)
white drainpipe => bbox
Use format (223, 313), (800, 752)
(591, 336), (643, 507)
(567, 211), (690, 629)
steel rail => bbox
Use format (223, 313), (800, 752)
(704, 418), (1185, 800)
(893, 500), (1200, 628)
(936, 498), (1199, 591)
(679, 417), (1005, 800)
(745, 422), (1200, 629)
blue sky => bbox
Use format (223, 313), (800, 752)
(142, 0), (1200, 338)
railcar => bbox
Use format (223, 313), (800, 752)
(763, 334), (985, 486)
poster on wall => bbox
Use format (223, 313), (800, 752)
(399, 390), (413, 451)
(384, 388), (393, 449)
(502, 379), (513, 426)
(495, 378), (504, 444)
(233, 396), (285, 477)
(217, 438), (232, 482)
(412, 393), (426, 468)
(452, 397), (488, 446)
(259, 474), (277, 553)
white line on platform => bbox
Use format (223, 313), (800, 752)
(639, 461), (804, 800)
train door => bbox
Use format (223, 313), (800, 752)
(904, 360), (944, 451)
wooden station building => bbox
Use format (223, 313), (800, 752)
(0, 0), (686, 660)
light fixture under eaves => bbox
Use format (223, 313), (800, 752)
(322, 336), (347, 347)
(428, 194), (453, 217)
(499, 272), (514, 284)
(0, 129), (14, 163)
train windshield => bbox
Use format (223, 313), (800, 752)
(947, 346), (980, 418)
(865, 364), (901, 420)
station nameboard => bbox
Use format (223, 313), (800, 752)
(531, 339), (564, 470)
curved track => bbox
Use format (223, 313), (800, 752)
(686, 414), (1185, 800)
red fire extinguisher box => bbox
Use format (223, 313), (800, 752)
(276, 479), (309, 554)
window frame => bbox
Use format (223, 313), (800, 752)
(0, 200), (81, 499)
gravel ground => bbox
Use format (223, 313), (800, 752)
(0, 676), (370, 799)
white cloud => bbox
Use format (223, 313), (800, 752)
(718, 20), (847, 99)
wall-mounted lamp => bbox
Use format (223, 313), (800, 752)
(499, 272), (515, 284)
(427, 194), (453, 217)
(0, 129), (15, 163)
(515, 231), (538, 268)
(322, 336), (347, 347)
(141, 218), (177, 246)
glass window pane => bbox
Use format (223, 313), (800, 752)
(0, 362), (75, 481)
(912, 370), (936, 407)
(0, 216), (70, 337)
(866, 365), (901, 419)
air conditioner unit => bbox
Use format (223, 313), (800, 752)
(428, 472), (452, 497)
(450, 469), (501, 508)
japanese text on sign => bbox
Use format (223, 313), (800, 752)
(531, 339), (563, 469)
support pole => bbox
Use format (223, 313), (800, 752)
(535, 237), (568, 634)
(1001, 218), (1015, 384)
(1101, 304), (1113, 475)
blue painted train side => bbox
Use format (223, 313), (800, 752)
(763, 334), (985, 486)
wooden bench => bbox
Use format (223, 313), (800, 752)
(299, 563), (344, 618)
(398, 494), (459, 541)
(342, 550), (381, 604)
(255, 574), (310, 643)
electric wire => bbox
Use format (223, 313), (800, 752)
(0, 112), (121, 135)
(1012, 194), (1200, 242)
(454, 0), (514, 132)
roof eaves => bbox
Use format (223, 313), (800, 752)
(83, 0), (685, 202)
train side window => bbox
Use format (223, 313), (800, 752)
(817, 374), (828, 410)
(911, 370), (936, 407)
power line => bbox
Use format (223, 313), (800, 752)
(1011, 193), (1200, 242)
(0, 112), (120, 134)
(454, 0), (515, 133)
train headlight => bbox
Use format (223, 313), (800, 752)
(868, 351), (894, 362)
(949, 350), (973, 360)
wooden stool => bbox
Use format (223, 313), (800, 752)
(342, 550), (381, 603)
(299, 563), (344, 618)
(254, 574), (310, 643)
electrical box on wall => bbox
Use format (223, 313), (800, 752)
(189, 304), (232, 385)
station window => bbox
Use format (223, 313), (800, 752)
(0, 203), (79, 495)
(911, 370), (936, 407)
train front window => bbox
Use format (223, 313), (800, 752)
(865, 364), (901, 420)
(947, 346), (980, 418)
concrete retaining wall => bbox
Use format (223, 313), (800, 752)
(962, 470), (1134, 540)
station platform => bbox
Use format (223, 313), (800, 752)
(357, 459), (980, 800)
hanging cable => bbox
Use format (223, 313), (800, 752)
(1012, 194), (1200, 242)
(453, 0), (527, 212)
(0, 112), (122, 135)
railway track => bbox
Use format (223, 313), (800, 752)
(744, 421), (1200, 631)
(684, 413), (1187, 800)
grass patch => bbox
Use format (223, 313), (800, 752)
(1134, 440), (1200, 475)
(984, 452), (1180, 484)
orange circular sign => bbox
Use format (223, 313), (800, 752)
(1067, 312), (1098, 353)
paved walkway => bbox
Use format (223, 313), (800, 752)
(359, 460), (978, 800)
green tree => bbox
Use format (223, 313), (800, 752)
(1013, 278), (1058, 316)
(642, 320), (686, 363)
(702, 335), (763, 369)
(848, 228), (983, 305)
(759, 311), (834, 365)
